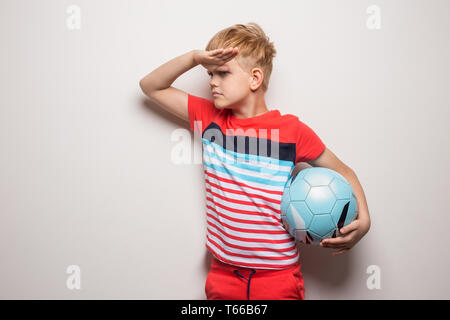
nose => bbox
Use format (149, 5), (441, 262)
(209, 73), (221, 86)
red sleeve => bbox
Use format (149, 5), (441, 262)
(295, 119), (326, 164)
(188, 93), (220, 133)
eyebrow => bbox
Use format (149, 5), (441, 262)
(206, 68), (230, 73)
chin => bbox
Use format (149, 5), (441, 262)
(214, 100), (227, 109)
(214, 104), (226, 110)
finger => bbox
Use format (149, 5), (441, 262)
(221, 51), (239, 63)
(215, 47), (231, 55)
(321, 235), (353, 248)
(332, 249), (348, 256)
(217, 47), (237, 57)
(216, 52), (234, 60)
(340, 220), (359, 234)
(221, 49), (238, 59)
(220, 54), (237, 63)
(210, 48), (225, 56)
(321, 236), (347, 246)
(321, 241), (347, 249)
(222, 47), (236, 53)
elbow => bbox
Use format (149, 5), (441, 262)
(362, 218), (371, 236)
(337, 165), (354, 177)
(139, 79), (154, 96)
(139, 79), (146, 92)
(345, 166), (355, 176)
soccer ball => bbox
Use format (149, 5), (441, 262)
(280, 167), (357, 245)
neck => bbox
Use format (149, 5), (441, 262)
(231, 93), (269, 119)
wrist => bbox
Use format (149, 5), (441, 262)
(191, 50), (200, 66)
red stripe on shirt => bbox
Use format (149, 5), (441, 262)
(204, 170), (284, 196)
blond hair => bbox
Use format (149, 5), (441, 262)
(205, 22), (276, 92)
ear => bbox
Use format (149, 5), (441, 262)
(249, 68), (264, 91)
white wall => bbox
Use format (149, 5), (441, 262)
(0, 0), (449, 299)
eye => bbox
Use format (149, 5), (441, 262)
(208, 71), (228, 77)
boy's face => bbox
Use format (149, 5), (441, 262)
(207, 57), (258, 110)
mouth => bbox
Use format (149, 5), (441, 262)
(212, 93), (222, 97)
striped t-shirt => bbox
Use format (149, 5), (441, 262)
(188, 93), (326, 270)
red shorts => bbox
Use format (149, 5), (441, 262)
(205, 257), (305, 300)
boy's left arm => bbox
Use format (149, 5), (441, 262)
(306, 147), (371, 256)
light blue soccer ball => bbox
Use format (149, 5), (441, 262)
(281, 167), (357, 245)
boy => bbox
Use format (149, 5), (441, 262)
(139, 23), (371, 300)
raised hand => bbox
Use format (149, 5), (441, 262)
(194, 47), (239, 72)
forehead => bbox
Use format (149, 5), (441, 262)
(206, 59), (238, 73)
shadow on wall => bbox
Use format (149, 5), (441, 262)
(297, 242), (353, 291)
(204, 250), (213, 275)
(141, 97), (190, 130)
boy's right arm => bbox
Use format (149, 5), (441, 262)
(139, 50), (200, 122)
